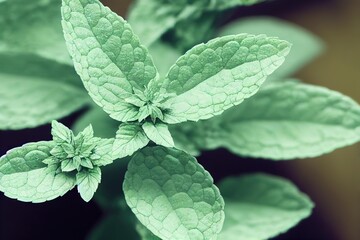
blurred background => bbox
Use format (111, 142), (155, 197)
(0, 0), (359, 239)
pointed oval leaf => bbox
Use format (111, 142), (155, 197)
(113, 123), (149, 159)
(170, 81), (360, 160)
(0, 141), (76, 203)
(142, 122), (175, 147)
(218, 82), (360, 159)
(157, 34), (291, 123)
(61, 0), (159, 121)
(76, 166), (101, 202)
(218, 174), (313, 240)
(123, 146), (225, 240)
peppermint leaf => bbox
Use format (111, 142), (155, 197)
(170, 81), (360, 159)
(0, 141), (76, 203)
(219, 16), (324, 79)
(76, 166), (101, 202)
(91, 138), (116, 167)
(61, 0), (159, 122)
(123, 147), (225, 240)
(113, 123), (149, 159)
(218, 174), (313, 240)
(217, 81), (360, 159)
(156, 34), (291, 123)
(142, 122), (174, 147)
(51, 120), (73, 144)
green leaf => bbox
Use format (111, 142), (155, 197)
(61, 0), (159, 122)
(73, 107), (118, 138)
(216, 81), (360, 159)
(218, 17), (324, 79)
(52, 120), (73, 144)
(128, 0), (198, 47)
(169, 81), (360, 159)
(76, 166), (101, 202)
(91, 138), (116, 167)
(142, 122), (174, 147)
(156, 34), (291, 123)
(113, 123), (149, 159)
(123, 147), (225, 240)
(218, 174), (314, 240)
(0, 141), (76, 203)
(0, 0), (72, 64)
(0, 69), (88, 130)
(87, 212), (140, 240)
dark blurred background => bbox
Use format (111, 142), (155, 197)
(0, 0), (359, 239)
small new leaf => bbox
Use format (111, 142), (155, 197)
(0, 142), (76, 202)
(51, 120), (73, 143)
(123, 147), (225, 240)
(218, 174), (314, 240)
(142, 122), (174, 147)
(113, 123), (149, 159)
(76, 167), (101, 202)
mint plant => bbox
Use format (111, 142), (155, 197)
(1, 0), (359, 239)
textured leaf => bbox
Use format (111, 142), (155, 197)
(52, 120), (73, 144)
(76, 166), (101, 202)
(123, 147), (225, 240)
(157, 34), (291, 123)
(0, 142), (76, 203)
(0, 0), (72, 64)
(142, 122), (174, 147)
(113, 123), (149, 159)
(217, 81), (360, 159)
(61, 0), (159, 122)
(218, 17), (324, 79)
(0, 75), (88, 130)
(170, 81), (360, 159)
(218, 174), (313, 240)
(91, 138), (116, 167)
(73, 107), (118, 138)
(87, 212), (140, 240)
